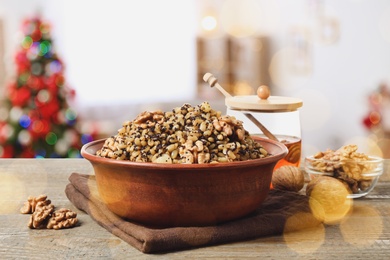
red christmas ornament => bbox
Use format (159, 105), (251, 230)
(28, 119), (50, 138)
(27, 76), (45, 90)
(15, 51), (31, 73)
(30, 29), (42, 41)
(0, 145), (14, 158)
(0, 123), (9, 143)
(20, 147), (35, 158)
(363, 114), (373, 129)
(9, 86), (31, 107)
(37, 100), (60, 121)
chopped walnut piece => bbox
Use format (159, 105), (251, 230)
(309, 144), (377, 194)
(20, 194), (51, 214)
(20, 202), (32, 214)
(311, 144), (371, 181)
(134, 110), (163, 124)
(28, 204), (54, 229)
(47, 208), (78, 230)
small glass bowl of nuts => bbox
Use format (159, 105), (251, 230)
(304, 145), (384, 198)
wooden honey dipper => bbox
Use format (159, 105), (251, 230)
(203, 73), (279, 142)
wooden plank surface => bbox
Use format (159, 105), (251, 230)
(0, 159), (389, 259)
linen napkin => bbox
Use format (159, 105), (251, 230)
(65, 172), (321, 254)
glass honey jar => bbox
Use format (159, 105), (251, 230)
(225, 88), (303, 169)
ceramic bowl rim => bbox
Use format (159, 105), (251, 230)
(81, 136), (288, 169)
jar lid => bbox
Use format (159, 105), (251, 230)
(225, 95), (303, 112)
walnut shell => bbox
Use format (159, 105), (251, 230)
(305, 176), (352, 224)
(271, 165), (304, 192)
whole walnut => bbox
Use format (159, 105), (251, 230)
(271, 166), (305, 192)
(306, 176), (352, 224)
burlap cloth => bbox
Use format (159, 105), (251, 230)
(65, 172), (321, 254)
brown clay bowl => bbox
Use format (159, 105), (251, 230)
(81, 136), (288, 227)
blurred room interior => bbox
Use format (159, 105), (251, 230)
(0, 0), (390, 160)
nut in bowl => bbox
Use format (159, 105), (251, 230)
(304, 145), (384, 199)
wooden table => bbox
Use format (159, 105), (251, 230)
(1, 159), (389, 259)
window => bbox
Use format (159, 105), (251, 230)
(49, 0), (197, 105)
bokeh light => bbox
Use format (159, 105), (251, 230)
(22, 36), (33, 49)
(201, 15), (217, 31)
(283, 212), (325, 255)
(19, 72), (30, 85)
(233, 81), (254, 95)
(47, 60), (62, 75)
(220, 0), (260, 37)
(55, 75), (65, 87)
(39, 40), (51, 56)
(0, 124), (14, 140)
(0, 172), (26, 214)
(57, 108), (67, 124)
(368, 111), (381, 126)
(55, 138), (69, 155)
(64, 129), (78, 145)
(37, 89), (51, 103)
(308, 177), (353, 225)
(343, 136), (383, 157)
(65, 108), (77, 120)
(0, 107), (9, 121)
(35, 148), (47, 158)
(268, 48), (311, 91)
(340, 205), (383, 247)
(19, 114), (31, 128)
(9, 106), (23, 122)
(31, 120), (44, 134)
(31, 62), (43, 76)
(27, 42), (40, 60)
(45, 132), (58, 145)
(81, 133), (94, 145)
(18, 129), (32, 145)
(68, 148), (81, 158)
(39, 22), (50, 34)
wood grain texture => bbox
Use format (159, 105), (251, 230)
(0, 159), (389, 258)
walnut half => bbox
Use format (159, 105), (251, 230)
(20, 194), (51, 214)
(47, 208), (78, 230)
(28, 204), (55, 229)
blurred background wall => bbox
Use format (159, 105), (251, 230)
(1, 0), (390, 158)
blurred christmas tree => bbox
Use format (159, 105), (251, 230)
(0, 16), (94, 158)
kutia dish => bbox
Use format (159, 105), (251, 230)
(81, 101), (288, 227)
(81, 136), (287, 227)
